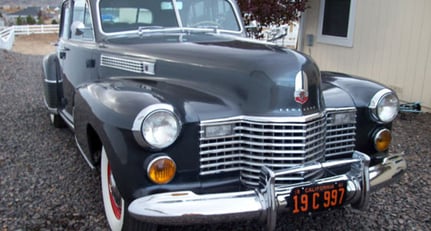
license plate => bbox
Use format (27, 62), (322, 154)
(289, 181), (346, 215)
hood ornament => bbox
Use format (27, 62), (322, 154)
(294, 71), (309, 104)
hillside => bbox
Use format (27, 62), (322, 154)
(1, 0), (61, 7)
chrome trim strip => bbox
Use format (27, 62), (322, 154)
(96, 0), (244, 37)
(373, 128), (391, 151)
(146, 156), (176, 183)
(75, 136), (96, 170)
(59, 109), (74, 130)
(132, 104), (175, 132)
(369, 89), (393, 109)
(326, 107), (357, 112)
(129, 151), (405, 230)
(200, 129), (325, 143)
(201, 112), (325, 124)
(131, 104), (181, 149)
(200, 107), (356, 125)
(44, 79), (63, 84)
(172, 0), (183, 28)
(200, 146), (321, 156)
(368, 88), (399, 123)
(43, 97), (58, 114)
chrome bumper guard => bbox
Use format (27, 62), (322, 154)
(129, 152), (406, 231)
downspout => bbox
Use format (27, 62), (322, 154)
(297, 11), (306, 52)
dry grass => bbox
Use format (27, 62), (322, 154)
(11, 34), (58, 56)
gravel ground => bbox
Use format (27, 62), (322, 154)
(0, 50), (430, 230)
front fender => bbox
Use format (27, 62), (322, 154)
(73, 79), (203, 201)
(321, 71), (395, 156)
(73, 80), (163, 165)
(321, 71), (389, 108)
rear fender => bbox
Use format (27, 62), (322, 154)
(42, 53), (63, 112)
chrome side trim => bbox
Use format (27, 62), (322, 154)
(59, 109), (74, 130)
(75, 136), (96, 170)
(44, 79), (63, 84)
(128, 152), (406, 230)
(43, 97), (58, 114)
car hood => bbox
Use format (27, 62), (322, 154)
(101, 35), (325, 120)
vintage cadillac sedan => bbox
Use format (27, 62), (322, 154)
(42, 0), (407, 230)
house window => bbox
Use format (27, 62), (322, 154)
(317, 0), (357, 47)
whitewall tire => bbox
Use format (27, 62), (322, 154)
(101, 147), (125, 231)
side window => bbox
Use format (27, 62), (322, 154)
(71, 0), (94, 41)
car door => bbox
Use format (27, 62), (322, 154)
(58, 0), (97, 125)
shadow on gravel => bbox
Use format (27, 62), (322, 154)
(1, 51), (430, 230)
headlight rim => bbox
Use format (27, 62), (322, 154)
(369, 89), (399, 124)
(132, 104), (181, 150)
(147, 155), (177, 184)
(373, 128), (392, 152)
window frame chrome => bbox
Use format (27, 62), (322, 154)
(95, 0), (244, 37)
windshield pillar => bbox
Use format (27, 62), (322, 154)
(172, 0), (184, 28)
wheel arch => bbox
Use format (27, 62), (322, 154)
(87, 123), (103, 166)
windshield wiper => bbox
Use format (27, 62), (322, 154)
(138, 26), (165, 33)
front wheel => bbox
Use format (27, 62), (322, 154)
(100, 147), (156, 231)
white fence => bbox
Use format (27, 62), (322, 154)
(0, 25), (59, 51)
(0, 27), (15, 50)
(13, 24), (59, 35)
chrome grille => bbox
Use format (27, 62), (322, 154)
(325, 110), (356, 158)
(199, 109), (357, 188)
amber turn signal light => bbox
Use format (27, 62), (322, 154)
(374, 128), (392, 152)
(147, 156), (176, 184)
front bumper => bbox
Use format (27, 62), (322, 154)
(129, 152), (406, 230)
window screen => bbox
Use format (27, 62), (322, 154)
(322, 0), (351, 37)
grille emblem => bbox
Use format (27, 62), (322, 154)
(294, 71), (309, 104)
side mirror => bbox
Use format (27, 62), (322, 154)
(71, 21), (86, 36)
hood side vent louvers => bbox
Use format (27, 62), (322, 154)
(101, 55), (155, 75)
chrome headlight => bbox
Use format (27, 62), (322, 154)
(132, 104), (181, 149)
(369, 89), (399, 123)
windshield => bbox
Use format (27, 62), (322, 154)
(98, 0), (241, 34)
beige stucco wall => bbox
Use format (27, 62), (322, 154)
(300, 0), (431, 111)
